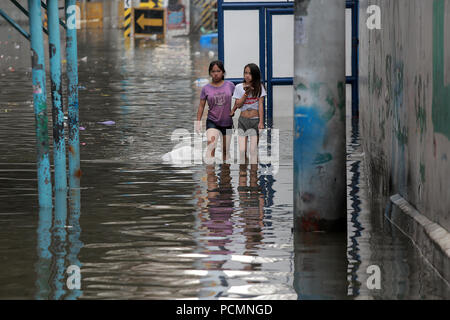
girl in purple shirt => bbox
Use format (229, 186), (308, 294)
(196, 60), (235, 164)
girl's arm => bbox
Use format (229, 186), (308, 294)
(195, 99), (207, 133)
(234, 91), (248, 109)
(258, 97), (265, 129)
(230, 100), (238, 116)
(197, 99), (206, 121)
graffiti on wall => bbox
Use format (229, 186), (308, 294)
(432, 0), (450, 140)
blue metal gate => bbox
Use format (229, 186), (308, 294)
(218, 1), (294, 128)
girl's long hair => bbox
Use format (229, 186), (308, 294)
(209, 60), (226, 80)
(244, 63), (265, 97)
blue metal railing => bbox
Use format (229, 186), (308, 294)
(346, 0), (360, 118)
(218, 1), (294, 128)
(0, 0), (81, 210)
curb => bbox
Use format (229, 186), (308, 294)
(388, 194), (450, 284)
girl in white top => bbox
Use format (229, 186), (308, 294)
(230, 63), (266, 165)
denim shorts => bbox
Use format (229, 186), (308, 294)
(206, 119), (232, 136)
(238, 117), (260, 136)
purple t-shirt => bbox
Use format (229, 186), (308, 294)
(200, 81), (235, 127)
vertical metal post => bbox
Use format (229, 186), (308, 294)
(28, 0), (52, 208)
(65, 0), (81, 214)
(123, 0), (132, 38)
(65, 1), (83, 299)
(48, 0), (68, 213)
(351, 0), (359, 118)
(49, 1), (68, 300)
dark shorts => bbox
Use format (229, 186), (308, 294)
(206, 119), (232, 136)
(238, 117), (260, 136)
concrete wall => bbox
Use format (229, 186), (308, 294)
(359, 0), (450, 232)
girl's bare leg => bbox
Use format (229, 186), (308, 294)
(249, 135), (258, 165)
(222, 133), (232, 164)
(206, 128), (220, 165)
(238, 136), (248, 165)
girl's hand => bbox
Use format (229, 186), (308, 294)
(258, 122), (264, 130)
(194, 121), (202, 134)
(230, 110), (235, 117)
(243, 85), (253, 94)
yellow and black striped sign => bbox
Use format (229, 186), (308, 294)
(124, 0), (132, 38)
(140, 0), (163, 9)
(193, 0), (216, 32)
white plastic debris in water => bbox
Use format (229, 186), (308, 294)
(162, 145), (193, 166)
(194, 51), (200, 56)
(194, 78), (209, 87)
(80, 56), (88, 62)
(208, 51), (214, 58)
(98, 120), (115, 125)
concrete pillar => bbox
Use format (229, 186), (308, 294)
(293, 0), (346, 232)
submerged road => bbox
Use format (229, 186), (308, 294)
(0, 27), (448, 299)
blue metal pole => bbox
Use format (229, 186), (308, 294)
(218, 0), (224, 62)
(48, 1), (68, 299)
(351, 0), (359, 118)
(39, 0), (68, 29)
(28, 0), (52, 209)
(8, 0), (49, 36)
(65, 2), (82, 299)
(48, 0), (68, 210)
(65, 0), (81, 214)
(0, 9), (31, 40)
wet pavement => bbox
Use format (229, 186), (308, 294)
(0, 27), (449, 299)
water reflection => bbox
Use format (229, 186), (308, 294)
(238, 164), (264, 262)
(34, 192), (83, 300)
(51, 190), (68, 300)
(35, 207), (52, 300)
(294, 232), (348, 300)
(202, 164), (234, 261)
(190, 162), (297, 299)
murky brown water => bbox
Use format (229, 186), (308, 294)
(0, 27), (448, 299)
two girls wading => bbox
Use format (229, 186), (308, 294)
(196, 61), (266, 166)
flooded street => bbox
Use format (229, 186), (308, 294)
(0, 27), (448, 299)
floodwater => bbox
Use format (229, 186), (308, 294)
(0, 26), (448, 299)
